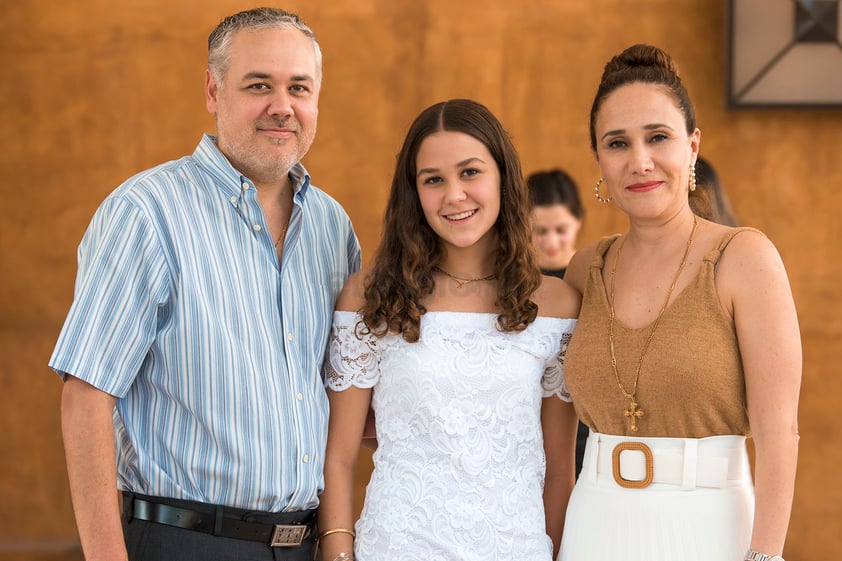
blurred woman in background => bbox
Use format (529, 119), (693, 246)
(528, 169), (584, 279)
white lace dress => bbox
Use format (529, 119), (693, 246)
(325, 311), (576, 561)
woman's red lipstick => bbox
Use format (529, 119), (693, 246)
(626, 181), (661, 192)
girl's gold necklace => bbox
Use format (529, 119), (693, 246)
(434, 267), (496, 289)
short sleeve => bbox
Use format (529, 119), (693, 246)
(49, 195), (171, 396)
(324, 311), (380, 391)
(542, 326), (575, 402)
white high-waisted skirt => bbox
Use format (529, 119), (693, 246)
(559, 432), (754, 561)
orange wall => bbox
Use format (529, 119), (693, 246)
(1, 1), (839, 559)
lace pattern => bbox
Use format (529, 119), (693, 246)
(324, 313), (380, 390)
(542, 330), (574, 401)
(325, 311), (576, 561)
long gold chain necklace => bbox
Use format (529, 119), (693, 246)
(434, 266), (496, 289)
(608, 214), (698, 432)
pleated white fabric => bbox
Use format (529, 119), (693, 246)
(559, 432), (754, 561)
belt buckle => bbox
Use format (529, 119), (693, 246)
(270, 524), (307, 547)
(612, 441), (654, 489)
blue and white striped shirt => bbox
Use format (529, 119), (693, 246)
(50, 134), (361, 512)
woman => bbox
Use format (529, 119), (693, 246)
(317, 99), (580, 561)
(560, 45), (800, 561)
(527, 169), (585, 279)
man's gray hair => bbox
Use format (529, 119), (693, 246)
(208, 7), (322, 85)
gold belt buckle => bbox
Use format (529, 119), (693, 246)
(270, 524), (307, 547)
(612, 441), (654, 489)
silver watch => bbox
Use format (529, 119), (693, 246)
(745, 549), (784, 561)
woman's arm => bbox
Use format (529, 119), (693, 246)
(542, 397), (578, 558)
(722, 232), (801, 556)
(318, 269), (372, 561)
(535, 275), (581, 557)
(318, 386), (372, 561)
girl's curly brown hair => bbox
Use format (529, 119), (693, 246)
(360, 99), (541, 342)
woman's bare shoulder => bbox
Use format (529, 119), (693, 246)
(564, 240), (602, 294)
(716, 228), (787, 290)
(534, 275), (581, 319)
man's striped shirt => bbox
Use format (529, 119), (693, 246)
(50, 134), (361, 511)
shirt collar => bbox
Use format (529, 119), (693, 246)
(194, 133), (311, 198)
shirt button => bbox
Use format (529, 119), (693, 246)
(287, 333), (293, 341)
(253, 224), (261, 232)
(296, 393), (303, 401)
(229, 196), (237, 204)
(302, 455), (310, 463)
(242, 182), (250, 190)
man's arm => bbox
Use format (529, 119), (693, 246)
(61, 375), (128, 561)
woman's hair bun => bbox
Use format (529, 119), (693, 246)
(588, 43), (695, 150)
(603, 44), (678, 77)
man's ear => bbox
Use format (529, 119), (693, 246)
(205, 69), (219, 114)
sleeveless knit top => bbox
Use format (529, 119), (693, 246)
(564, 228), (758, 438)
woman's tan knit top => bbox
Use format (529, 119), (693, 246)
(564, 229), (756, 438)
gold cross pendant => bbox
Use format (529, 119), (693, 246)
(623, 399), (644, 433)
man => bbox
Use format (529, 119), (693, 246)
(50, 8), (360, 561)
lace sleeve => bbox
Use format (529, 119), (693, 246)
(542, 328), (574, 402)
(323, 311), (380, 391)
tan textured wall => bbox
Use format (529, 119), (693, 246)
(1, 1), (839, 559)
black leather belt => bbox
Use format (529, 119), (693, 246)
(122, 492), (316, 547)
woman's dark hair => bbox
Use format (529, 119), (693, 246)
(590, 44), (709, 216)
(589, 43), (696, 151)
(360, 99), (541, 342)
(527, 169), (585, 220)
(691, 156), (739, 226)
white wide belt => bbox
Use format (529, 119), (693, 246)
(587, 432), (748, 490)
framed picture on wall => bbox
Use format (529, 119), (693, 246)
(728, 0), (842, 107)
